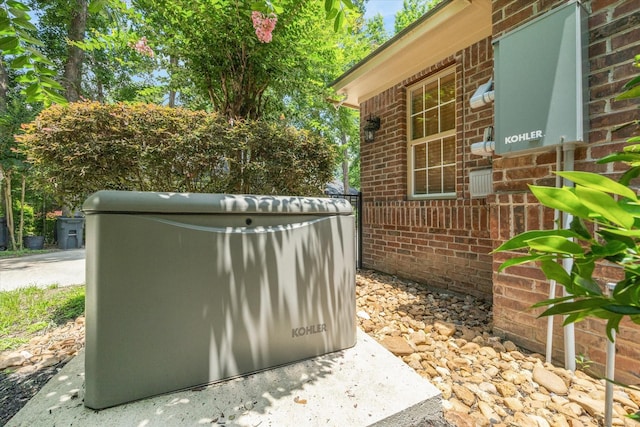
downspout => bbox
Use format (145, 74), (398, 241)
(562, 141), (577, 372)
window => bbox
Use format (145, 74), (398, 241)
(408, 69), (456, 198)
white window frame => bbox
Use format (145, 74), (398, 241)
(407, 68), (457, 200)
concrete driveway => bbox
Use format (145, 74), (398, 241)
(0, 249), (86, 292)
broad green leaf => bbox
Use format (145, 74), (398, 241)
(497, 254), (546, 272)
(616, 85), (640, 100)
(14, 29), (43, 46)
(591, 240), (629, 257)
(574, 276), (603, 296)
(619, 167), (640, 186)
(570, 216), (592, 240)
(0, 35), (19, 50)
(334, 10), (344, 32)
(10, 53), (29, 68)
(597, 153), (640, 163)
(40, 76), (64, 90)
(0, 16), (12, 30)
(6, 1), (31, 11)
(576, 185), (635, 228)
(12, 16), (37, 32)
(557, 171), (637, 201)
(342, 0), (355, 9)
(540, 298), (608, 316)
(526, 236), (584, 255)
(41, 89), (68, 106)
(24, 82), (40, 97)
(529, 185), (591, 219)
(574, 258), (595, 282)
(605, 316), (622, 342)
(602, 304), (640, 315)
(325, 0), (333, 13)
(8, 7), (27, 19)
(620, 74), (640, 91)
(88, 0), (108, 14)
(493, 229), (580, 252)
(531, 295), (576, 308)
(540, 260), (571, 287)
(623, 142), (640, 153)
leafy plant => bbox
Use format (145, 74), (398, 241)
(494, 55), (640, 342)
(17, 100), (337, 208)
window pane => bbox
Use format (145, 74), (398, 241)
(425, 108), (438, 136)
(427, 139), (441, 167)
(414, 144), (426, 169)
(443, 165), (455, 192)
(440, 73), (455, 103)
(411, 89), (423, 114)
(440, 102), (455, 132)
(412, 115), (424, 140)
(408, 69), (456, 198)
(424, 81), (438, 109)
(442, 136), (456, 164)
(428, 168), (441, 193)
(414, 170), (427, 194)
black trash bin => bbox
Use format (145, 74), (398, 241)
(56, 217), (85, 249)
(0, 217), (8, 250)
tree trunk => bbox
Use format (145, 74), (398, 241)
(168, 55), (177, 107)
(19, 174), (25, 250)
(0, 57), (8, 113)
(341, 133), (349, 194)
(3, 169), (16, 250)
(63, 0), (88, 102)
(0, 58), (7, 224)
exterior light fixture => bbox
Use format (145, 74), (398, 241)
(363, 115), (381, 143)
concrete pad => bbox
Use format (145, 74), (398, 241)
(7, 330), (443, 426)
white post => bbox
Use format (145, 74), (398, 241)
(604, 282), (616, 427)
(562, 142), (576, 372)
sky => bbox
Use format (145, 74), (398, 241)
(363, 0), (405, 33)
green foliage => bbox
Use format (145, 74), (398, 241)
(18, 101), (337, 208)
(13, 197), (34, 234)
(394, 0), (441, 34)
(0, 0), (66, 106)
(494, 56), (640, 342)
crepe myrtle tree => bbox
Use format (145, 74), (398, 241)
(493, 55), (640, 346)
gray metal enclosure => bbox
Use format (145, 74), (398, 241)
(493, 0), (588, 156)
(82, 191), (356, 410)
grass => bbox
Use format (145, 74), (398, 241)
(0, 248), (56, 259)
(0, 285), (85, 352)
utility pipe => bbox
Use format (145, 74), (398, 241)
(562, 141), (576, 372)
(604, 282), (616, 427)
(546, 145), (563, 363)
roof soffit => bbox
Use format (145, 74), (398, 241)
(333, 0), (492, 108)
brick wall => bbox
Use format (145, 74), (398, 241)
(359, 38), (495, 300)
(491, 0), (640, 384)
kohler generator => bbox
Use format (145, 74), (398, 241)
(83, 191), (356, 409)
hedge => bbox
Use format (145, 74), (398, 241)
(18, 101), (337, 208)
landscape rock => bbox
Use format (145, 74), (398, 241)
(534, 366), (569, 395)
(3, 271), (632, 427)
(0, 352), (25, 369)
(379, 336), (413, 356)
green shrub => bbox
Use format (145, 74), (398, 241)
(18, 101), (337, 208)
